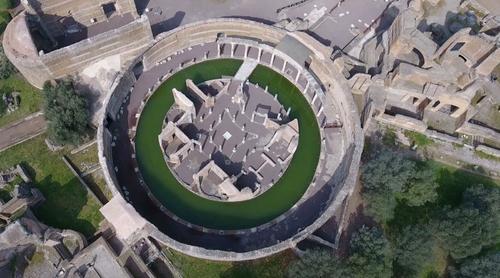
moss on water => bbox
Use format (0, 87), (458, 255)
(135, 60), (321, 229)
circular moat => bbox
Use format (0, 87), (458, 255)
(135, 59), (321, 230)
(98, 18), (363, 260)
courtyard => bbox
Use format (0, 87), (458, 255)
(134, 59), (322, 229)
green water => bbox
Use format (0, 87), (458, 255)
(135, 59), (321, 230)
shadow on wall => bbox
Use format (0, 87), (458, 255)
(151, 11), (185, 36)
(134, 0), (150, 14)
(25, 13), (89, 53)
(417, 11), (480, 45)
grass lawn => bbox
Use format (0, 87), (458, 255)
(0, 10), (9, 32)
(66, 143), (99, 172)
(66, 143), (112, 203)
(0, 135), (103, 237)
(84, 170), (113, 202)
(164, 248), (296, 278)
(0, 0), (11, 10)
(0, 74), (43, 128)
(404, 130), (434, 147)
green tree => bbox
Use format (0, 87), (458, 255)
(0, 45), (15, 79)
(361, 151), (415, 192)
(288, 226), (393, 278)
(399, 167), (439, 207)
(361, 151), (414, 222)
(434, 186), (499, 259)
(450, 252), (500, 278)
(361, 151), (438, 223)
(394, 224), (435, 276)
(363, 187), (398, 223)
(288, 249), (346, 278)
(43, 79), (89, 145)
(348, 226), (393, 278)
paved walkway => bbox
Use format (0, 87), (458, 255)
(141, 0), (392, 48)
(234, 59), (258, 81)
(0, 112), (47, 152)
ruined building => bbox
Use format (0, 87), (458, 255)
(3, 0), (153, 88)
(351, 0), (500, 157)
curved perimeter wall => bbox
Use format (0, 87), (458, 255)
(98, 18), (364, 261)
(3, 14), (153, 88)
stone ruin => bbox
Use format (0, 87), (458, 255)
(158, 79), (299, 202)
(339, 0), (500, 157)
(0, 164), (44, 227)
(1, 91), (20, 114)
(0, 164), (31, 185)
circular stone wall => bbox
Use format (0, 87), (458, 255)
(135, 59), (321, 230)
(98, 18), (363, 261)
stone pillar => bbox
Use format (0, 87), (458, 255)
(312, 92), (318, 104)
(295, 70), (301, 83)
(316, 106), (324, 117)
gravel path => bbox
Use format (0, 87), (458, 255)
(0, 112), (47, 152)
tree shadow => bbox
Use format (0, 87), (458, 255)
(435, 166), (498, 207)
(336, 205), (377, 257)
(417, 11), (480, 45)
(19, 160), (37, 181)
(31, 175), (98, 238)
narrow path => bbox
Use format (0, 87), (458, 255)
(234, 59), (258, 81)
(0, 112), (47, 152)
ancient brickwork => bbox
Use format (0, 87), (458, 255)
(3, 14), (153, 88)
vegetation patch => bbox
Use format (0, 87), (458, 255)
(0, 10), (9, 33)
(382, 127), (397, 146)
(0, 0), (12, 11)
(164, 248), (295, 278)
(84, 170), (113, 202)
(29, 251), (45, 266)
(292, 142), (500, 277)
(0, 135), (103, 236)
(475, 149), (500, 162)
(0, 75), (42, 128)
(67, 144), (99, 173)
(404, 130), (433, 147)
(43, 79), (90, 146)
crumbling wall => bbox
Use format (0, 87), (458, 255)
(4, 14), (153, 88)
(23, 0), (138, 35)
